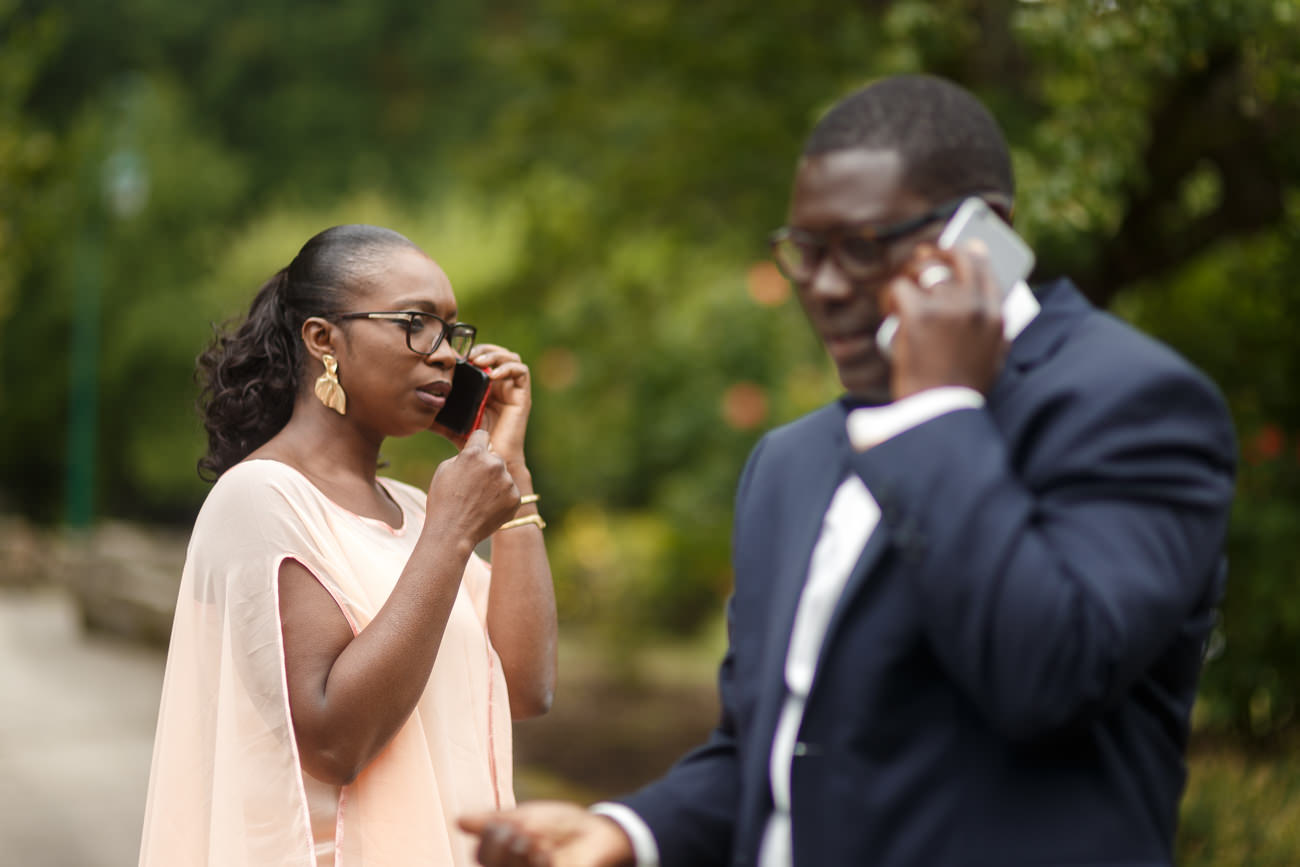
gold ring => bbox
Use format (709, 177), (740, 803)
(915, 263), (954, 292)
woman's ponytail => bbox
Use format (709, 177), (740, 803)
(196, 268), (301, 480)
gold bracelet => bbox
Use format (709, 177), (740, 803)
(518, 493), (540, 505)
(498, 513), (546, 531)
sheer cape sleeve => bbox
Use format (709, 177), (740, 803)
(139, 460), (512, 866)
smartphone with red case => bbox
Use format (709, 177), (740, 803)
(436, 359), (491, 435)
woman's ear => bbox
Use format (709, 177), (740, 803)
(301, 316), (338, 364)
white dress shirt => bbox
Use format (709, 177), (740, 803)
(597, 283), (1041, 867)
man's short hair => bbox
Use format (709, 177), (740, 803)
(803, 75), (1014, 204)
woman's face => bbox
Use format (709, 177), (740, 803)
(332, 246), (465, 440)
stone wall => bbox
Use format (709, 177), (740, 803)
(0, 516), (185, 647)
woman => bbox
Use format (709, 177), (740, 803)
(139, 224), (557, 866)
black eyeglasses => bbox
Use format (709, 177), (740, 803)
(768, 199), (965, 283)
(336, 311), (477, 357)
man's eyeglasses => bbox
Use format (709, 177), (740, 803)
(768, 199), (965, 283)
(336, 311), (477, 358)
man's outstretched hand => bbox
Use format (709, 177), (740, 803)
(459, 802), (637, 867)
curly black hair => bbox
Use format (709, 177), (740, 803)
(803, 74), (1014, 205)
(196, 224), (418, 480)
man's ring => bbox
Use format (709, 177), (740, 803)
(915, 263), (954, 292)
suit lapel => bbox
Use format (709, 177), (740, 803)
(806, 512), (893, 698)
(753, 408), (854, 742)
(992, 278), (1090, 403)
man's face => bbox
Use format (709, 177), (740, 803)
(786, 148), (943, 403)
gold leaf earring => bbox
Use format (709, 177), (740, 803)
(314, 353), (347, 415)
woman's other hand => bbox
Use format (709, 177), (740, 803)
(472, 344), (532, 466)
(425, 429), (520, 548)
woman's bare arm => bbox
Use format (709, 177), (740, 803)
(279, 431), (519, 785)
(485, 461), (558, 719)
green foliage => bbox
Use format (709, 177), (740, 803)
(0, 71), (249, 519)
(1178, 742), (1300, 865)
(3, 0), (1300, 736)
(0, 1), (59, 350)
(468, 1), (881, 246)
(1115, 205), (1300, 735)
(20, 0), (492, 203)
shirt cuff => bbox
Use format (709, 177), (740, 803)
(590, 802), (660, 867)
(847, 386), (985, 451)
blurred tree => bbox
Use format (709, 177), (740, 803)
(1003, 0), (1300, 306)
(451, 0), (1300, 654)
(1115, 225), (1300, 736)
(0, 2), (65, 516)
(0, 1), (58, 375)
(0, 72), (249, 521)
(17, 0), (493, 203)
(3, 0), (1299, 731)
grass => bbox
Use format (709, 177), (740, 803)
(1178, 737), (1300, 865)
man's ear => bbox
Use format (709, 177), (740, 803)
(301, 316), (339, 363)
(982, 192), (1014, 226)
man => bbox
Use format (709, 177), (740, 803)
(462, 74), (1237, 866)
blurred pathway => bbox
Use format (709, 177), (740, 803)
(0, 588), (165, 866)
(0, 585), (720, 864)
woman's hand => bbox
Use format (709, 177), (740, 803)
(425, 429), (521, 548)
(430, 343), (533, 467)
(475, 343), (532, 466)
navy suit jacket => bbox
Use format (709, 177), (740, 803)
(619, 279), (1237, 866)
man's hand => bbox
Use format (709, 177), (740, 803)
(458, 802), (637, 867)
(884, 241), (1006, 400)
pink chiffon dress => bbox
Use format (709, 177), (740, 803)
(139, 459), (513, 866)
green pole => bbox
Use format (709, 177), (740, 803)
(65, 221), (102, 529)
(63, 79), (147, 530)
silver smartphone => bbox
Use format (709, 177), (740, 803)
(936, 197), (1034, 297)
(875, 196), (1034, 356)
